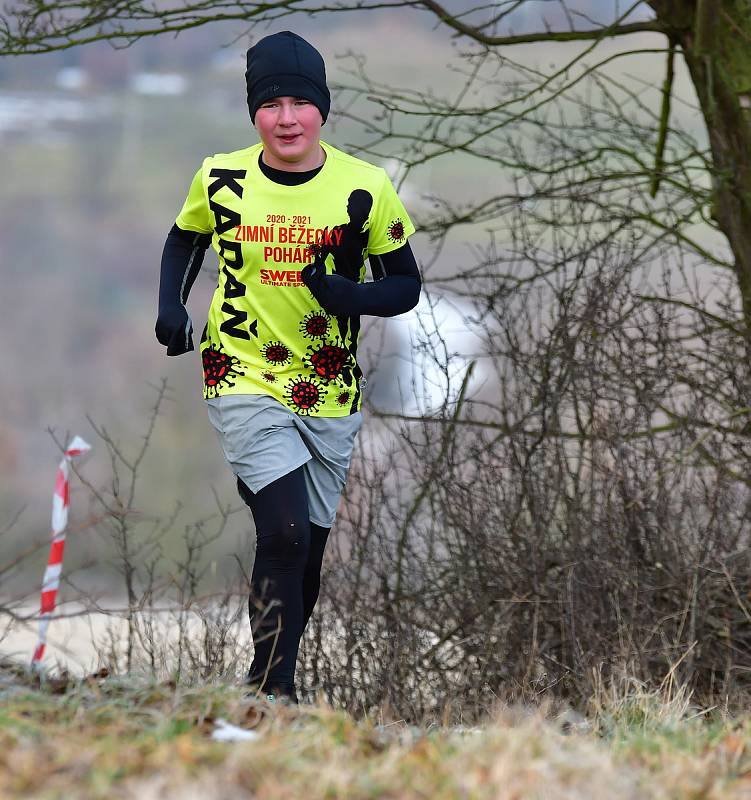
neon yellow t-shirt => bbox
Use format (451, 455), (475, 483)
(175, 140), (415, 416)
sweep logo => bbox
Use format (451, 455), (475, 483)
(259, 268), (306, 287)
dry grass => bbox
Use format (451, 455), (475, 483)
(2, 660), (751, 800)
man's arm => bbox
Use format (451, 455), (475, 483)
(155, 224), (212, 356)
(301, 241), (421, 317)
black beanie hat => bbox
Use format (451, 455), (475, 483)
(245, 31), (330, 123)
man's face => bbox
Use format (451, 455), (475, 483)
(254, 96), (324, 171)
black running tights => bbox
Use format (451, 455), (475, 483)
(237, 467), (330, 693)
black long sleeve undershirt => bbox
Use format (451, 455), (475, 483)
(159, 225), (212, 309)
(155, 225), (211, 355)
(300, 245), (420, 317)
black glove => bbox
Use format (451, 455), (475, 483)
(155, 304), (194, 356)
(301, 263), (358, 316)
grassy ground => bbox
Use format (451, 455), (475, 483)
(2, 661), (751, 799)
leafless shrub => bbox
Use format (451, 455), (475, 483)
(0, 381), (257, 685)
(298, 183), (751, 721)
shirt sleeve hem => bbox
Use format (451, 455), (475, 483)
(175, 218), (213, 235)
(368, 229), (416, 256)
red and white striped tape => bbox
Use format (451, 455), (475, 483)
(31, 435), (91, 669)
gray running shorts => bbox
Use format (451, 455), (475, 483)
(206, 393), (363, 527)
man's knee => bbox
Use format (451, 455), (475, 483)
(237, 475), (311, 566)
(257, 514), (311, 567)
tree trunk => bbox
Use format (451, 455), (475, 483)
(651, 0), (751, 337)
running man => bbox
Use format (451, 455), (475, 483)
(156, 30), (420, 703)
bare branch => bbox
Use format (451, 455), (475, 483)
(650, 39), (675, 198)
(419, 0), (666, 45)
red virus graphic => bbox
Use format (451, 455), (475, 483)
(305, 242), (323, 260)
(261, 341), (292, 366)
(336, 390), (351, 406)
(300, 311), (331, 340)
(285, 375), (326, 415)
(202, 345), (245, 398)
(305, 341), (351, 382)
(261, 371), (277, 383)
(387, 218), (406, 244)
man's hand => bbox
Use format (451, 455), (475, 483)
(301, 264), (358, 316)
(155, 304), (194, 356)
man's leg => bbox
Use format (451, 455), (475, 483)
(295, 414), (363, 635)
(301, 523), (330, 633)
(238, 467), (310, 698)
